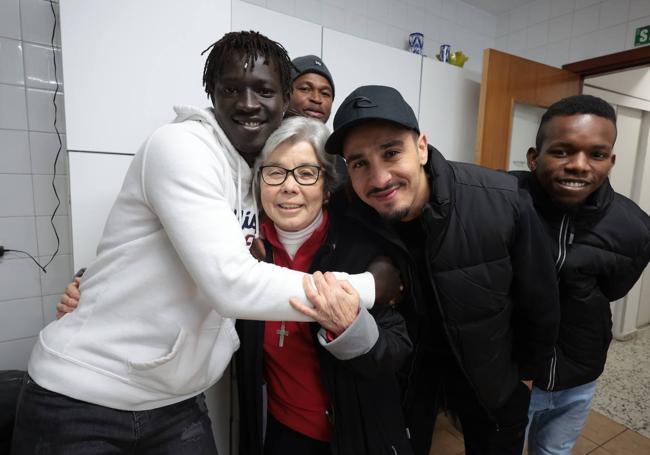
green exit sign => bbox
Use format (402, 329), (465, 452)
(635, 25), (650, 47)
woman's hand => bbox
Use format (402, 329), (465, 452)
(56, 277), (81, 319)
(290, 272), (360, 336)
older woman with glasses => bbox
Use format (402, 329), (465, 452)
(237, 116), (413, 455)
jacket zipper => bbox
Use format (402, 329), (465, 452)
(546, 215), (573, 390)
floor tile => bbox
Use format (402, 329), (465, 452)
(572, 435), (598, 454)
(600, 429), (650, 455)
(582, 411), (626, 445)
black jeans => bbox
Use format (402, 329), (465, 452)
(11, 376), (218, 455)
(0, 370), (25, 454)
(263, 414), (330, 455)
(443, 359), (531, 455)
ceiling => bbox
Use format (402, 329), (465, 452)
(460, 0), (532, 16)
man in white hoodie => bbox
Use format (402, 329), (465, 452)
(11, 31), (381, 454)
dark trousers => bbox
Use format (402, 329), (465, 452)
(0, 370), (25, 454)
(263, 414), (329, 455)
(11, 376), (218, 455)
(443, 359), (530, 455)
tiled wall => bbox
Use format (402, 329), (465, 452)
(494, 0), (650, 68)
(242, 0), (497, 73)
(0, 0), (71, 370)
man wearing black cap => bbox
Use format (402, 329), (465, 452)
(287, 55), (335, 122)
(325, 85), (560, 455)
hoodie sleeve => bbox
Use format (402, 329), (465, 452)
(141, 125), (374, 321)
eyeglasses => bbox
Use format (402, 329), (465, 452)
(260, 165), (322, 186)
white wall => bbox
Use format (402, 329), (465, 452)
(242, 0), (497, 74)
(0, 0), (72, 369)
(494, 0), (650, 68)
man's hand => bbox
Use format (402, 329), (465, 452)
(367, 256), (404, 306)
(290, 272), (360, 336)
(522, 380), (533, 391)
(56, 277), (81, 319)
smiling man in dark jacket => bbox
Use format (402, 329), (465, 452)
(325, 85), (561, 455)
(518, 95), (650, 455)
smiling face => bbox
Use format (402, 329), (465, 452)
(527, 114), (616, 206)
(289, 73), (333, 122)
(343, 120), (430, 222)
(260, 140), (326, 232)
(212, 51), (288, 165)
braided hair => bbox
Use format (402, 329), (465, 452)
(202, 31), (293, 102)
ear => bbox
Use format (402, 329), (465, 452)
(323, 191), (331, 205)
(418, 133), (429, 166)
(610, 153), (616, 167)
(526, 147), (539, 172)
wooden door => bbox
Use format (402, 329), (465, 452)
(475, 49), (581, 170)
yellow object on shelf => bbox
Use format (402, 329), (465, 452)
(449, 51), (469, 67)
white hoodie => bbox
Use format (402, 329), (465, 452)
(28, 106), (374, 411)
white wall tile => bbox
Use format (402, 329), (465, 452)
(572, 4), (602, 37)
(524, 45), (548, 63)
(508, 29), (527, 54)
(495, 34), (508, 50)
(0, 175), (34, 216)
(35, 214), (70, 256)
(388, 1), (410, 30)
(23, 42), (63, 90)
(455, 1), (474, 26)
(0, 84), (28, 130)
(322, 3), (346, 32)
(496, 13), (509, 37)
(475, 9), (497, 37)
(19, 0), (61, 46)
(0, 129), (30, 173)
(629, 0), (650, 19)
(0, 38), (24, 85)
(266, 0), (295, 16)
(596, 23), (628, 55)
(41, 293), (59, 324)
(365, 0), (389, 22)
(551, 0), (576, 18)
(509, 4), (529, 32)
(405, 4), (427, 34)
(424, 0), (442, 14)
(549, 13), (573, 42)
(439, 19), (459, 46)
(0, 0), (21, 40)
(0, 217), (37, 254)
(345, 12), (368, 40)
(31, 174), (68, 216)
(295, 0), (322, 25)
(39, 253), (71, 295)
(384, 24), (408, 50)
(29, 131), (67, 175)
(527, 21), (549, 48)
(575, 0), (603, 9)
(599, 0), (631, 28)
(529, 0), (551, 25)
(26, 88), (65, 133)
(546, 39), (571, 67)
(441, 0), (458, 22)
(569, 30), (599, 61)
(0, 297), (43, 342)
(242, 0), (266, 7)
(366, 18), (388, 44)
(423, 14), (442, 47)
(346, 0), (367, 15)
(0, 336), (37, 370)
(0, 257), (41, 301)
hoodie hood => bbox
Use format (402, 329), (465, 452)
(172, 105), (258, 236)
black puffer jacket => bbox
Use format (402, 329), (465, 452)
(515, 172), (650, 391)
(347, 146), (560, 417)
(236, 193), (414, 455)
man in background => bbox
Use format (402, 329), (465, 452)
(518, 95), (650, 455)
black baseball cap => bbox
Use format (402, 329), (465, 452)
(291, 55), (335, 97)
(325, 85), (420, 156)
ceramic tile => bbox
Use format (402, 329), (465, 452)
(549, 14), (573, 43)
(35, 214), (70, 256)
(28, 131), (67, 175)
(582, 411), (627, 445)
(0, 129), (30, 173)
(0, 257), (41, 301)
(0, 174), (34, 216)
(23, 42), (63, 90)
(0, 0), (21, 40)
(0, 297), (43, 342)
(38, 253), (71, 296)
(600, 0), (631, 28)
(295, 0), (322, 25)
(0, 216), (37, 255)
(0, 336), (37, 370)
(529, 0), (551, 25)
(509, 3), (529, 32)
(0, 84), (28, 130)
(266, 0), (295, 16)
(572, 435), (598, 454)
(571, 4), (601, 37)
(601, 429), (650, 454)
(629, 0), (650, 20)
(0, 37), (24, 85)
(31, 174), (68, 216)
(26, 88), (65, 133)
(551, 0), (576, 18)
(41, 293), (59, 324)
(19, 0), (61, 46)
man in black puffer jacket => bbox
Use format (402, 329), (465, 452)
(517, 95), (650, 455)
(324, 85), (561, 455)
